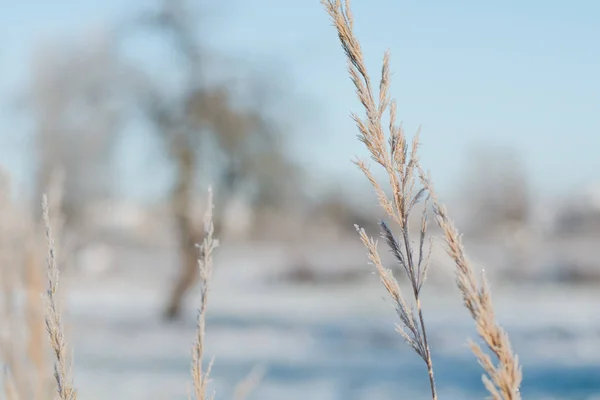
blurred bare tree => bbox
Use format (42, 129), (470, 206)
(462, 146), (531, 236)
(30, 31), (127, 228)
(122, 0), (301, 319)
(22, 0), (301, 321)
(461, 147), (543, 280)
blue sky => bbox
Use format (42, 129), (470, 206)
(2, 0), (600, 202)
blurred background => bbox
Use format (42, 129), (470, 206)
(1, 0), (600, 399)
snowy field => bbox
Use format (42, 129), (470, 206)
(53, 239), (600, 400)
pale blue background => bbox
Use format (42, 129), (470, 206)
(1, 0), (599, 201)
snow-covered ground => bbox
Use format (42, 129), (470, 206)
(53, 239), (600, 400)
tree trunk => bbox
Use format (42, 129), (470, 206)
(163, 139), (202, 320)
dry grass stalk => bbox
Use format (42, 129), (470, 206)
(190, 188), (219, 400)
(233, 365), (266, 400)
(321, 0), (522, 399)
(23, 238), (48, 400)
(0, 172), (29, 400)
(0, 168), (72, 400)
(45, 169), (66, 262)
(321, 0), (436, 397)
(42, 195), (77, 400)
(27, 168), (67, 400)
(3, 367), (19, 400)
(422, 173), (522, 399)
